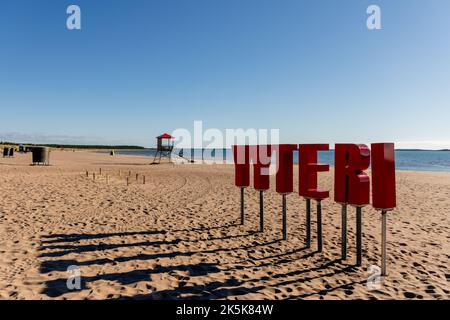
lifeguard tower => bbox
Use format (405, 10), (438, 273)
(152, 133), (174, 164)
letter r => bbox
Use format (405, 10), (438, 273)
(334, 144), (370, 206)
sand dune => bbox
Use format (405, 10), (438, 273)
(0, 150), (448, 300)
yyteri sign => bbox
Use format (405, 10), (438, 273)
(233, 143), (396, 276)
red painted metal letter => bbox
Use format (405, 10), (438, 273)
(371, 143), (396, 210)
(233, 145), (250, 188)
(334, 144), (370, 206)
(250, 145), (272, 191)
(275, 144), (298, 194)
(298, 144), (330, 200)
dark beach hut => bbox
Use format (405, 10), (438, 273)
(31, 147), (50, 166)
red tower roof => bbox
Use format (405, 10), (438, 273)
(157, 133), (173, 139)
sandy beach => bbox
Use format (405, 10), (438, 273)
(0, 150), (448, 300)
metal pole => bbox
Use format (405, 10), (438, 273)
(317, 200), (322, 252)
(381, 210), (387, 276)
(341, 204), (347, 260)
(240, 187), (245, 225)
(305, 198), (311, 248)
(356, 206), (362, 266)
(259, 190), (264, 232)
(282, 194), (287, 240)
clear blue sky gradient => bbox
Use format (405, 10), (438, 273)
(1, 0), (449, 147)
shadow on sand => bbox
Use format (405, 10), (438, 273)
(38, 223), (361, 299)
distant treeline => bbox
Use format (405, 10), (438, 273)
(0, 142), (145, 150)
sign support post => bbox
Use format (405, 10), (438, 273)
(341, 203), (347, 260)
(305, 198), (311, 248)
(275, 144), (297, 241)
(298, 144), (330, 250)
(381, 210), (388, 276)
(334, 144), (371, 267)
(251, 145), (271, 233)
(259, 190), (264, 232)
(282, 194), (287, 240)
(356, 206), (363, 266)
(317, 200), (323, 252)
(371, 143), (396, 277)
(240, 187), (245, 225)
(233, 145), (250, 226)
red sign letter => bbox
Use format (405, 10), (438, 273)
(298, 144), (330, 200)
(250, 145), (272, 191)
(275, 144), (298, 194)
(371, 143), (396, 210)
(233, 145), (250, 188)
(334, 144), (370, 206)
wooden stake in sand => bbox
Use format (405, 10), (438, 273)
(136, 173), (139, 181)
(93, 173), (96, 181)
(126, 176), (129, 186)
(143, 176), (146, 185)
(86, 170), (89, 177)
(99, 168), (102, 175)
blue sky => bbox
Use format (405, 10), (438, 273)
(0, 0), (449, 148)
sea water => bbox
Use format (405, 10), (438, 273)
(115, 149), (450, 172)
